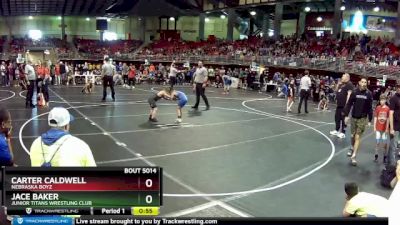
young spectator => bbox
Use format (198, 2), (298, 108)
(343, 182), (388, 217)
(222, 73), (232, 94)
(318, 85), (328, 111)
(128, 64), (136, 89)
(30, 107), (96, 167)
(278, 80), (288, 98)
(0, 107), (14, 166)
(208, 67), (215, 85)
(286, 79), (295, 112)
(374, 95), (390, 163)
(122, 63), (129, 87)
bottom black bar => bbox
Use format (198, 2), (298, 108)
(73, 217), (388, 225)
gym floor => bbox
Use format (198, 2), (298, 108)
(0, 85), (393, 217)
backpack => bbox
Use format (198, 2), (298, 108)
(40, 136), (70, 167)
(380, 165), (396, 188)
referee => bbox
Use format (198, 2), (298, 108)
(297, 70), (311, 114)
(192, 61), (210, 110)
(101, 57), (116, 102)
(169, 63), (179, 88)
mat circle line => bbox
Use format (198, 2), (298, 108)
(162, 99), (335, 197)
(0, 90), (16, 102)
(19, 99), (334, 197)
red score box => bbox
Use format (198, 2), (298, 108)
(138, 177), (160, 191)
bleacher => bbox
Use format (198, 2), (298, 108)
(74, 39), (142, 59)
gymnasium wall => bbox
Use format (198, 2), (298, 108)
(280, 19), (297, 36)
(1, 15), (287, 42)
(0, 16), (126, 40)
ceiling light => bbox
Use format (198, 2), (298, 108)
(250, 11), (256, 16)
(107, 18), (111, 22)
(304, 7), (311, 12)
(317, 17), (322, 22)
(373, 6), (379, 12)
(340, 6), (345, 11)
(57, 16), (62, 20)
(86, 17), (90, 21)
(382, 19), (386, 23)
(220, 15), (226, 19)
(28, 16), (33, 19)
(205, 18), (210, 22)
(169, 17), (175, 21)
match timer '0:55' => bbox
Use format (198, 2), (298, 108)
(132, 207), (159, 216)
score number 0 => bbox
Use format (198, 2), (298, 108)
(145, 179), (152, 204)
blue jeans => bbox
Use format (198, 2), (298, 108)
(388, 131), (400, 166)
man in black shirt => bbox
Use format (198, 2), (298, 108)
(388, 83), (400, 166)
(344, 77), (373, 166)
(330, 73), (354, 139)
(59, 61), (66, 85)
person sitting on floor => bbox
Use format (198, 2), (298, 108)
(82, 78), (94, 94)
(342, 182), (388, 217)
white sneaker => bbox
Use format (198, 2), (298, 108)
(337, 132), (346, 139)
(175, 118), (182, 123)
(330, 130), (339, 136)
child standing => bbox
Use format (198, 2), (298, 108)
(287, 79), (295, 112)
(317, 84), (328, 111)
(222, 74), (231, 94)
(128, 64), (136, 89)
(374, 94), (390, 163)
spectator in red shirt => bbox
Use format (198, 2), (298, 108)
(374, 94), (390, 163)
(128, 64), (136, 89)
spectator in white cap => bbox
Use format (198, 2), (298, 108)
(30, 107), (96, 167)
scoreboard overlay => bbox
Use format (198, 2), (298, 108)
(1, 167), (162, 216)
